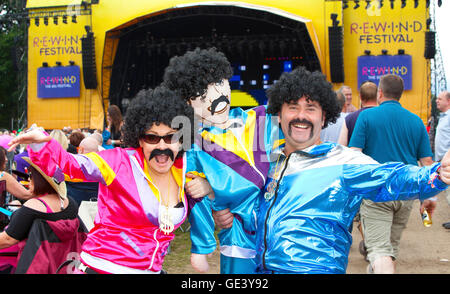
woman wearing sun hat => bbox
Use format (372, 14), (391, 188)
(0, 156), (78, 249)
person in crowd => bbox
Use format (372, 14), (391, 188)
(102, 105), (123, 149)
(320, 90), (347, 143)
(349, 74), (435, 274)
(339, 85), (358, 113)
(65, 137), (101, 207)
(8, 86), (201, 274)
(213, 66), (449, 274)
(434, 91), (450, 229)
(338, 81), (378, 146)
(50, 129), (77, 154)
(13, 145), (30, 182)
(68, 131), (85, 151)
(90, 132), (105, 151)
(0, 147), (8, 172)
(163, 47), (283, 274)
(78, 137), (100, 154)
(0, 150), (32, 204)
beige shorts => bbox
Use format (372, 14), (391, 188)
(359, 199), (414, 264)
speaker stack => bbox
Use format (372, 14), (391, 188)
(328, 26), (345, 83)
(424, 31), (436, 59)
(81, 32), (98, 89)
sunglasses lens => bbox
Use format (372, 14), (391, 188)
(142, 133), (180, 144)
(162, 134), (174, 144)
(143, 134), (160, 144)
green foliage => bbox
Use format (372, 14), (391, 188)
(0, 0), (26, 130)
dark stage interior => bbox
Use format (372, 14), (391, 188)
(108, 5), (321, 111)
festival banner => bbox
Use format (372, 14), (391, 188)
(37, 65), (81, 98)
(357, 54), (412, 90)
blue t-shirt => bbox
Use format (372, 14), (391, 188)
(349, 100), (432, 165)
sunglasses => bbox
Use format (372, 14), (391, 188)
(141, 132), (182, 144)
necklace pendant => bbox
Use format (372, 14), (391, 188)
(264, 180), (277, 201)
(160, 206), (174, 235)
(264, 191), (274, 201)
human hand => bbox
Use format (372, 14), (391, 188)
(190, 253), (212, 273)
(7, 127), (50, 152)
(185, 173), (213, 199)
(420, 199), (437, 218)
(212, 208), (234, 229)
(440, 149), (450, 185)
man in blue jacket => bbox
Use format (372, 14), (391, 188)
(215, 67), (449, 273)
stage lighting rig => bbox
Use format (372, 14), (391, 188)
(342, 0), (348, 9)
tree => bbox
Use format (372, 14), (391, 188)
(0, 0), (27, 130)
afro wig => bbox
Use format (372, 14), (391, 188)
(162, 47), (233, 102)
(266, 66), (341, 128)
(122, 86), (195, 151)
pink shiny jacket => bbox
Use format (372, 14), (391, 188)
(28, 139), (190, 273)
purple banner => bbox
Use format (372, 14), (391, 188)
(357, 55), (412, 90)
(37, 65), (80, 98)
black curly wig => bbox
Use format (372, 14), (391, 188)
(162, 47), (233, 101)
(266, 66), (341, 128)
(122, 86), (195, 151)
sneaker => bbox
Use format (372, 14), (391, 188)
(442, 222), (450, 229)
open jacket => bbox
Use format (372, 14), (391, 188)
(188, 105), (284, 262)
(257, 143), (447, 274)
(28, 139), (192, 273)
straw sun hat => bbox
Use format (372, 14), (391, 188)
(22, 157), (67, 199)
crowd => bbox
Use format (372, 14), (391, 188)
(0, 47), (448, 275)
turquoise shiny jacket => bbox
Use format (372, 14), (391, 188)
(257, 143), (447, 274)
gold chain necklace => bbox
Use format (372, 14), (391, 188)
(264, 153), (287, 201)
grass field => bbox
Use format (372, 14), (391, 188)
(163, 223), (220, 274)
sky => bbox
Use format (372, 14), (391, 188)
(435, 1), (450, 89)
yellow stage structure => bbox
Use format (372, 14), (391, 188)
(25, 0), (433, 130)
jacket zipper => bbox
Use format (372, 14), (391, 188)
(262, 153), (291, 271)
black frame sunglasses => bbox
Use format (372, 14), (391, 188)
(141, 132), (182, 144)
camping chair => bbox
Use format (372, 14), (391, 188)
(14, 217), (88, 274)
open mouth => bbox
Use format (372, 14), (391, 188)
(154, 154), (170, 164)
(288, 119), (314, 139)
(291, 123), (310, 129)
(149, 149), (174, 165)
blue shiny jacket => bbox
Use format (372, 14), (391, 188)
(256, 143), (447, 274)
(188, 106), (283, 261)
